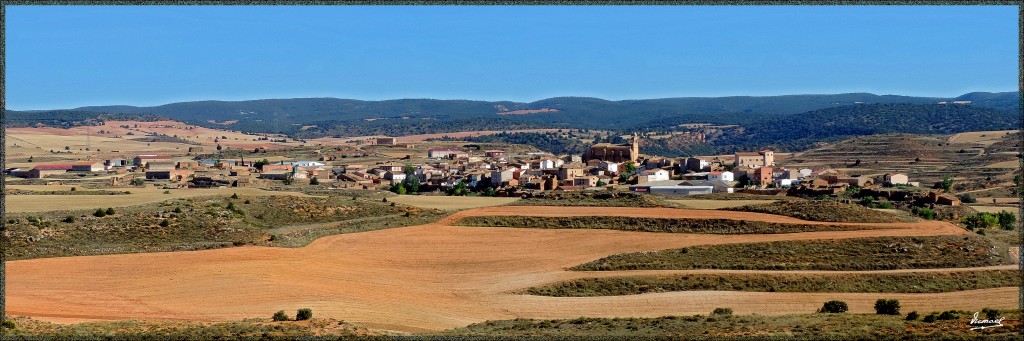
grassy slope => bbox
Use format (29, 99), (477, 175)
(723, 200), (916, 223)
(4, 194), (447, 260)
(524, 271), (1020, 297)
(442, 311), (1022, 339)
(573, 235), (1013, 271)
(455, 216), (896, 234)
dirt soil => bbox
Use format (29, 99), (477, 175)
(6, 206), (1014, 333)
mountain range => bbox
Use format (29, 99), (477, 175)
(6, 91), (1019, 154)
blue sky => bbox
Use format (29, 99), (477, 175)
(4, 5), (1019, 110)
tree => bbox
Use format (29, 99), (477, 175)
(402, 176), (420, 194)
(448, 181), (468, 196)
(820, 300), (848, 313)
(874, 299), (901, 315)
(216, 144), (223, 151)
(596, 180), (607, 187)
(935, 176), (953, 192)
(997, 211), (1016, 230)
(483, 187), (497, 197)
(105, 208), (115, 215)
(296, 308), (313, 321)
(623, 161), (637, 174)
(93, 208), (107, 217)
(131, 178), (145, 186)
(272, 310), (289, 321)
(905, 311), (920, 321)
(390, 183), (407, 195)
(309, 177), (319, 185)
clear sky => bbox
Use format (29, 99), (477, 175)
(4, 5), (1019, 110)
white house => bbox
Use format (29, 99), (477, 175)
(884, 173), (910, 185)
(708, 171), (734, 182)
(600, 161), (620, 174)
(639, 169), (670, 182)
(490, 168), (517, 186)
(798, 168), (813, 178)
(774, 178), (798, 187)
(290, 161), (325, 167)
(384, 171), (406, 185)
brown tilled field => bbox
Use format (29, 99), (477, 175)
(7, 205), (1014, 333)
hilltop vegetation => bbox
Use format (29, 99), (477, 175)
(724, 200), (915, 223)
(714, 103), (1020, 151)
(573, 235), (1012, 271)
(455, 215), (896, 234)
(7, 93), (1019, 158)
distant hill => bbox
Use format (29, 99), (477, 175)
(13, 92), (1016, 134)
(6, 92), (1018, 155)
(715, 103), (1021, 152)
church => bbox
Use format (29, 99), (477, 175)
(583, 133), (639, 163)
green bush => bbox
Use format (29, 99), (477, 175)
(272, 310), (289, 321)
(912, 206), (934, 220)
(93, 208), (107, 217)
(309, 177), (319, 185)
(174, 207), (183, 214)
(1, 319), (14, 329)
(105, 207), (115, 215)
(159, 220), (170, 227)
(296, 308), (313, 321)
(905, 311), (919, 321)
(982, 308), (1000, 320)
(958, 194), (977, 203)
(231, 193), (239, 199)
(820, 300), (848, 313)
(997, 211), (1015, 230)
(922, 312), (938, 323)
(711, 308), (733, 316)
(937, 310), (959, 320)
(132, 178), (145, 186)
(63, 216), (76, 223)
(874, 299), (900, 315)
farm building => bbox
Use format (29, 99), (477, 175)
(630, 181), (714, 196)
(71, 161), (105, 172)
(259, 170), (291, 180)
(133, 154), (172, 166)
(485, 150), (506, 158)
(376, 137), (398, 145)
(28, 164), (73, 178)
(146, 169), (194, 181)
(261, 164), (294, 172)
(884, 173), (910, 186)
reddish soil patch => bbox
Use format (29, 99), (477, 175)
(8, 206), (1007, 333)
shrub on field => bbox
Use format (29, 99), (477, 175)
(820, 300), (848, 313)
(923, 312), (938, 323)
(711, 308), (733, 316)
(905, 311), (919, 321)
(62, 216), (76, 223)
(296, 308), (313, 321)
(874, 299), (900, 315)
(105, 207), (115, 215)
(93, 208), (107, 217)
(272, 310), (289, 321)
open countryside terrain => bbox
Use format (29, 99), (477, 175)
(6, 205), (1015, 334)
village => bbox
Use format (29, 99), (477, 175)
(4, 131), (965, 208)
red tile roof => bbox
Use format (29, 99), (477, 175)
(33, 164), (73, 170)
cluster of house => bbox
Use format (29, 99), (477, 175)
(329, 151), (626, 192)
(8, 155), (193, 180)
(628, 149), (919, 196)
(5, 135), (922, 199)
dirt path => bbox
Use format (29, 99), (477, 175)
(6, 206), (1013, 333)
